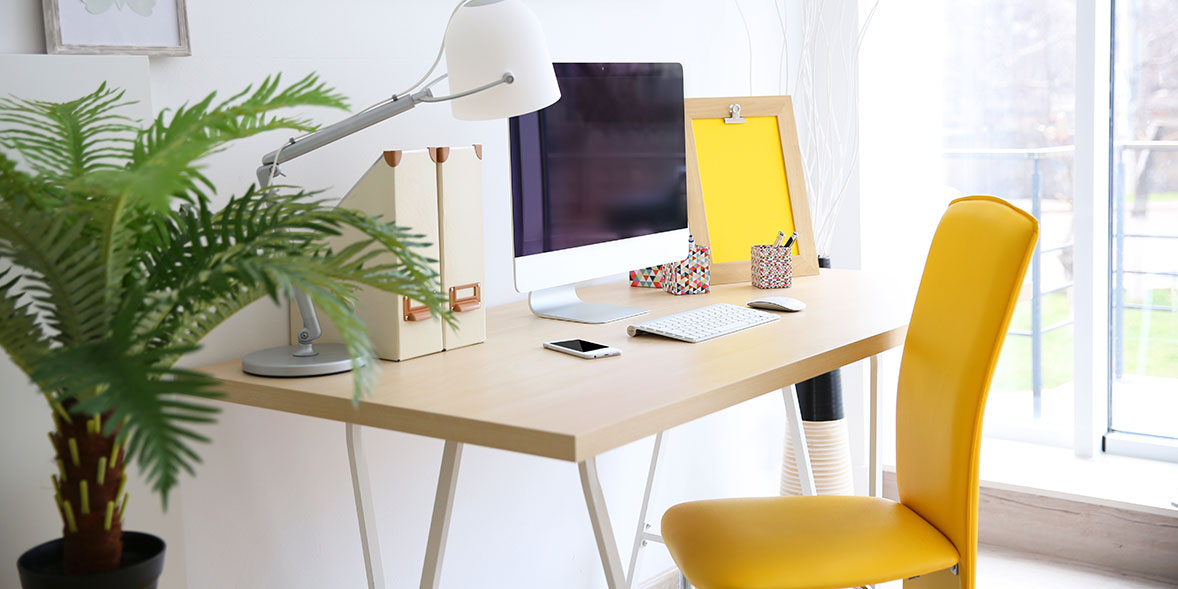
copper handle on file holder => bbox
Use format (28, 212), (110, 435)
(402, 297), (432, 322)
(449, 283), (481, 312)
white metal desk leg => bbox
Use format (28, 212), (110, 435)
(869, 354), (883, 498)
(346, 423), (386, 589)
(421, 441), (463, 589)
(783, 385), (816, 496)
(626, 432), (664, 588)
(580, 457), (628, 589)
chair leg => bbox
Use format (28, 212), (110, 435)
(903, 567), (962, 589)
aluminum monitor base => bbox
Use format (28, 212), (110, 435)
(242, 344), (354, 377)
(528, 284), (648, 324)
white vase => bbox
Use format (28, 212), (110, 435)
(781, 417), (855, 496)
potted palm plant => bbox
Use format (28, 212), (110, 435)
(0, 74), (450, 588)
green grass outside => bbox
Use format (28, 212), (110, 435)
(1118, 288), (1178, 378)
(1124, 190), (1178, 205)
(991, 288), (1177, 393)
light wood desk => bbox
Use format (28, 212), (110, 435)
(205, 269), (911, 588)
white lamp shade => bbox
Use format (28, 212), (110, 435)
(443, 0), (561, 120)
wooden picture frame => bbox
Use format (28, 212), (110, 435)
(685, 96), (818, 284)
(42, 0), (191, 56)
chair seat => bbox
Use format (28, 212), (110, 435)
(661, 495), (960, 589)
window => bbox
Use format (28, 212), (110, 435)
(1108, 0), (1178, 446)
(861, 0), (1080, 447)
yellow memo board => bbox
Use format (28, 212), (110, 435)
(685, 96), (818, 284)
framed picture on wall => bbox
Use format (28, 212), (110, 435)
(42, 0), (191, 56)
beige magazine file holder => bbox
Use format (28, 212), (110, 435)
(290, 147), (485, 361)
(434, 145), (486, 350)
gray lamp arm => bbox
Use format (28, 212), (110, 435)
(255, 87), (431, 186)
(255, 72), (512, 182)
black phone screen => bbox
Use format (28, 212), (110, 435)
(550, 339), (609, 352)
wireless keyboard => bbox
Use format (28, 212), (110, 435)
(626, 303), (779, 343)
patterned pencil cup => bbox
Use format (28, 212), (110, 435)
(750, 244), (793, 289)
(630, 265), (664, 288)
(662, 243), (711, 295)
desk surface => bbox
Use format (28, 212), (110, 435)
(204, 269), (911, 463)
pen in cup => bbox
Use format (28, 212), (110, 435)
(783, 232), (798, 249)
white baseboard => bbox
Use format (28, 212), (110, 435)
(638, 567), (682, 589)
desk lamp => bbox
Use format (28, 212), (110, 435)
(241, 0), (559, 377)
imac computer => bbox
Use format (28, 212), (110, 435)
(509, 62), (689, 323)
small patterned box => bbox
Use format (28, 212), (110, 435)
(629, 265), (664, 288)
(750, 244), (792, 288)
(662, 241), (711, 295)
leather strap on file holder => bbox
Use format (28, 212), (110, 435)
(449, 283), (481, 312)
(429, 147), (450, 163)
(383, 150), (402, 167)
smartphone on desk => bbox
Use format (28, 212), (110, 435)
(543, 339), (621, 359)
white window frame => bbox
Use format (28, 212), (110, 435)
(1100, 0), (1178, 462)
(1072, 0), (1112, 459)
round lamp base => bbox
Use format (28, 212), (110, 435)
(242, 344), (354, 377)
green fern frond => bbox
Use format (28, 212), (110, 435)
(129, 187), (451, 355)
(0, 83), (137, 181)
(79, 74), (350, 318)
(0, 198), (107, 347)
(249, 257), (379, 395)
(148, 285), (266, 368)
(327, 208), (452, 325)
(0, 268), (50, 375)
(79, 73), (348, 214)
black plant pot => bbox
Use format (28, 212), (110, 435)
(17, 532), (165, 589)
(795, 255), (843, 422)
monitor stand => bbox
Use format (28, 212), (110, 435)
(528, 284), (648, 324)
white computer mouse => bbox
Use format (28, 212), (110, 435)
(747, 296), (806, 312)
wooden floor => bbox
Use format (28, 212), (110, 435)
(873, 544), (1177, 588)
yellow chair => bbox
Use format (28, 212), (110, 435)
(661, 196), (1039, 589)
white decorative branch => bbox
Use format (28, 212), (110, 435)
(781, 0), (879, 257)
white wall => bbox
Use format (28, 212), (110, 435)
(1, 1), (863, 587)
(858, 0), (957, 466)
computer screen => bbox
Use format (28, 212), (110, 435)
(510, 62), (687, 258)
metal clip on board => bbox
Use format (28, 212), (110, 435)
(724, 103), (746, 124)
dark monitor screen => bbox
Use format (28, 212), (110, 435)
(510, 62), (687, 257)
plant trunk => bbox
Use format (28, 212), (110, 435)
(48, 400), (127, 574)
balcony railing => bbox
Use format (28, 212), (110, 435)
(1112, 141), (1178, 387)
(942, 141), (1178, 432)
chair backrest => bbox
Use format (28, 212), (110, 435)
(895, 196), (1038, 588)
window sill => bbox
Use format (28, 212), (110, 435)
(883, 437), (1178, 515)
(977, 438), (1178, 516)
